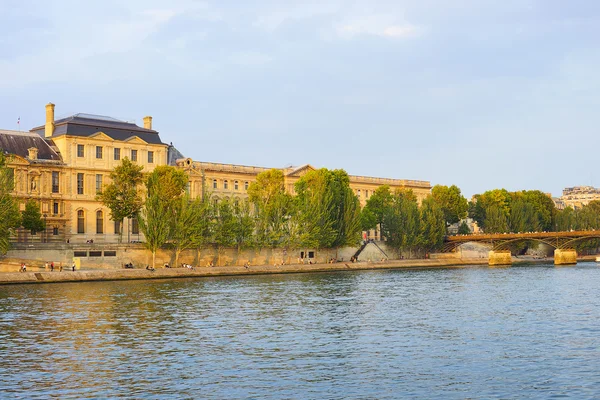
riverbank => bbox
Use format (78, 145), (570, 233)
(0, 256), (569, 285)
(0, 258), (494, 285)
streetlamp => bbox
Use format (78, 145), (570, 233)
(43, 213), (47, 243)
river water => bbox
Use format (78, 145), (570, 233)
(1, 264), (600, 399)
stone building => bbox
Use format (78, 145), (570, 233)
(560, 186), (600, 209)
(176, 160), (431, 240)
(2, 102), (431, 244)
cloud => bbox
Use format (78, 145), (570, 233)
(334, 14), (422, 39)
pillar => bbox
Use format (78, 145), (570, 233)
(488, 250), (512, 266)
(554, 249), (577, 265)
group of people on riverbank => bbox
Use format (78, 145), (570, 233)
(18, 261), (76, 272)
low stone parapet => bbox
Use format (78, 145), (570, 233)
(554, 249), (577, 265)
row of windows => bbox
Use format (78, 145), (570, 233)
(76, 173), (104, 195)
(76, 211), (139, 235)
(212, 179), (250, 191)
(77, 144), (154, 163)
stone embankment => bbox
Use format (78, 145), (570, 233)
(0, 258), (491, 285)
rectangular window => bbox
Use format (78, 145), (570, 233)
(131, 218), (139, 235)
(114, 148), (121, 161)
(147, 151), (154, 163)
(96, 174), (103, 194)
(89, 251), (102, 257)
(74, 251), (87, 257)
(52, 171), (59, 193)
(131, 150), (138, 161)
(77, 144), (84, 157)
(52, 227), (59, 236)
(53, 202), (59, 215)
(114, 220), (121, 235)
(77, 173), (84, 195)
(96, 146), (103, 159)
(104, 251), (117, 257)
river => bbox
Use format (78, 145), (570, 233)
(1, 264), (600, 399)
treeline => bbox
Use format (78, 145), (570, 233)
(100, 161), (463, 267)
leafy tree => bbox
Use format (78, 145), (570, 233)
(213, 198), (237, 265)
(170, 194), (210, 267)
(248, 169), (294, 249)
(457, 220), (471, 235)
(483, 204), (509, 233)
(0, 153), (20, 253)
(555, 206), (575, 231)
(418, 196), (446, 252)
(97, 157), (144, 242)
(383, 189), (420, 256)
(232, 199), (255, 258)
(361, 185), (393, 232)
(138, 190), (171, 268)
(431, 184), (468, 226)
(21, 199), (45, 234)
(519, 190), (555, 231)
(509, 198), (540, 233)
(294, 168), (361, 254)
(146, 165), (188, 203)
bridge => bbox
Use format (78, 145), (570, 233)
(443, 231), (600, 266)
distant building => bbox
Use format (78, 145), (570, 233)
(560, 186), (600, 209)
(447, 218), (481, 235)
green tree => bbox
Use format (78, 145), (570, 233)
(509, 198), (540, 233)
(484, 204), (509, 233)
(97, 158), (144, 242)
(138, 190), (171, 268)
(418, 196), (446, 253)
(457, 221), (471, 235)
(0, 153), (21, 253)
(170, 194), (210, 267)
(232, 199), (255, 258)
(431, 184), (468, 226)
(146, 165), (188, 203)
(248, 169), (294, 249)
(213, 198), (237, 265)
(555, 206), (575, 231)
(383, 189), (420, 256)
(21, 199), (45, 234)
(361, 185), (393, 232)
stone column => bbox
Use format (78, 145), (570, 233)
(554, 249), (577, 265)
(488, 250), (512, 266)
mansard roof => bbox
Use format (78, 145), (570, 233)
(30, 113), (165, 145)
(0, 129), (61, 163)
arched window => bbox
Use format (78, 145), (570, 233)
(213, 179), (218, 189)
(357, 189), (361, 197)
(96, 210), (103, 234)
(244, 181), (249, 190)
(77, 210), (85, 234)
(234, 181), (239, 191)
(224, 180), (229, 190)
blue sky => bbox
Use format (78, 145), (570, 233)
(1, 0), (599, 198)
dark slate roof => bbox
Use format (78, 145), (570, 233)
(167, 144), (185, 166)
(0, 129), (61, 162)
(30, 113), (165, 145)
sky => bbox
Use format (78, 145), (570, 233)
(1, 0), (599, 198)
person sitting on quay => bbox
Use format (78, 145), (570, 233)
(146, 265), (155, 272)
(19, 263), (27, 272)
(164, 262), (171, 268)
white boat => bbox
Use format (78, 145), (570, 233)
(596, 256), (600, 263)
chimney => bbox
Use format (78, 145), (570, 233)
(143, 116), (153, 130)
(45, 103), (55, 138)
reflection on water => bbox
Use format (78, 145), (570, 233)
(2, 264), (600, 399)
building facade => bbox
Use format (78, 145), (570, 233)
(560, 186), (600, 209)
(2, 103), (431, 243)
